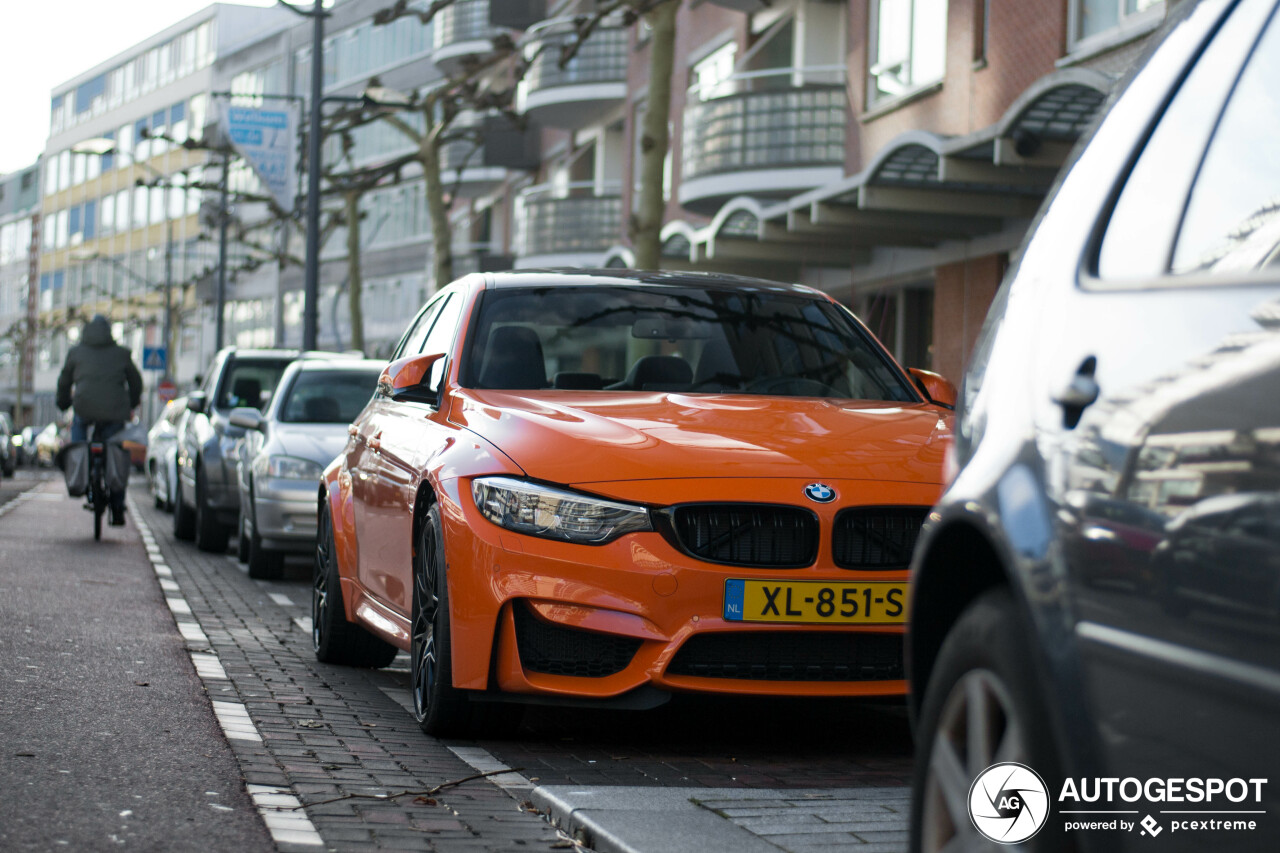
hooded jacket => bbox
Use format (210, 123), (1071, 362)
(56, 316), (144, 424)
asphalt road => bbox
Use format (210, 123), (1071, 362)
(0, 470), (273, 852)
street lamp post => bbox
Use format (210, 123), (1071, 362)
(277, 0), (329, 352)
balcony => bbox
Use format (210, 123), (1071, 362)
(679, 68), (847, 214)
(699, 0), (773, 10)
(516, 17), (628, 130)
(438, 111), (538, 197)
(433, 0), (505, 76)
(514, 182), (622, 266)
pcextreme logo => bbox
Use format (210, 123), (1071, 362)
(969, 764), (1269, 843)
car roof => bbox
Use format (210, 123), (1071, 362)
(479, 268), (821, 296)
(289, 358), (384, 372)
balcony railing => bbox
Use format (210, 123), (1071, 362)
(517, 17), (628, 129)
(434, 0), (503, 73)
(515, 182), (622, 260)
(680, 67), (847, 210)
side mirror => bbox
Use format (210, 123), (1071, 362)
(909, 368), (957, 410)
(186, 391), (207, 414)
(228, 407), (266, 431)
(379, 352), (446, 405)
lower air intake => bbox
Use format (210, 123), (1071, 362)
(667, 631), (903, 681)
(513, 601), (641, 678)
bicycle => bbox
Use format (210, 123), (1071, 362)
(84, 423), (110, 541)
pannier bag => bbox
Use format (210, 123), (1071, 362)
(62, 442), (89, 497)
(60, 441), (132, 496)
(103, 442), (132, 493)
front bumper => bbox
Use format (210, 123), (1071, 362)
(253, 477), (319, 552)
(438, 476), (941, 701)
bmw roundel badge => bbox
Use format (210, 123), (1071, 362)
(804, 483), (837, 503)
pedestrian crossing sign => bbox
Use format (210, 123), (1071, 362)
(143, 347), (167, 372)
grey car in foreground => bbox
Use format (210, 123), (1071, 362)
(231, 358), (383, 579)
(908, 1), (1280, 850)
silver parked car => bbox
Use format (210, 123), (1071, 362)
(230, 358), (382, 579)
(146, 396), (187, 510)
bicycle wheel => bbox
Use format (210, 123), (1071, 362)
(91, 457), (107, 541)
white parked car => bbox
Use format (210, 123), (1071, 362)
(146, 397), (188, 511)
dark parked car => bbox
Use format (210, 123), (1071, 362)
(908, 0), (1280, 850)
(175, 349), (299, 551)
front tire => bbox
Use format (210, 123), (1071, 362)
(411, 503), (473, 736)
(910, 589), (1068, 853)
(173, 470), (195, 540)
(312, 500), (398, 668)
(194, 467), (230, 553)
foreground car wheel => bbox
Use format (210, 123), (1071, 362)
(911, 589), (1067, 853)
(411, 504), (473, 736)
(312, 501), (397, 668)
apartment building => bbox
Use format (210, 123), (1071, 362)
(493, 0), (1164, 382)
(0, 162), (44, 425)
(38, 2), (293, 404)
(30, 0), (1164, 405)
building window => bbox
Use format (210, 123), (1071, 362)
(1071, 0), (1164, 50)
(868, 0), (948, 104)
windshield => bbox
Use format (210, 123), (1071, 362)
(279, 368), (381, 423)
(462, 285), (916, 401)
(216, 359), (293, 411)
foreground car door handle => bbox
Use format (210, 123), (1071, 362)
(1053, 357), (1099, 429)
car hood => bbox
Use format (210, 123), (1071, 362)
(452, 391), (951, 485)
(272, 424), (351, 466)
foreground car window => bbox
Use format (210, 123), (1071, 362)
(280, 370), (381, 423)
(462, 285), (916, 401)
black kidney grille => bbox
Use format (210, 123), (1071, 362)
(513, 601), (641, 678)
(667, 632), (903, 682)
(671, 504), (818, 567)
(832, 507), (929, 570)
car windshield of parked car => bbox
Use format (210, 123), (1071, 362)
(279, 369), (381, 423)
(463, 285), (917, 401)
(216, 360), (293, 411)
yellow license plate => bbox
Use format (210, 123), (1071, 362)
(723, 579), (908, 625)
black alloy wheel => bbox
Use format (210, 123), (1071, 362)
(312, 500), (397, 667)
(411, 503), (472, 736)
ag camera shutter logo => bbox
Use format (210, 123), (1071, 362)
(969, 762), (1050, 844)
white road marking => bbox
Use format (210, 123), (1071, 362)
(246, 786), (324, 847)
(293, 616), (313, 635)
(211, 701), (262, 743)
(191, 652), (228, 680)
(159, 578), (180, 593)
(268, 593), (294, 607)
(447, 746), (534, 792)
(177, 622), (208, 644)
(153, 564), (172, 577)
(166, 597), (192, 616)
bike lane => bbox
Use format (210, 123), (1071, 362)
(0, 477), (274, 852)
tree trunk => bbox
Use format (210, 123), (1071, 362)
(344, 190), (365, 354)
(421, 108), (454, 295)
(631, 0), (678, 271)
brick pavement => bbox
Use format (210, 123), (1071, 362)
(129, 492), (572, 853)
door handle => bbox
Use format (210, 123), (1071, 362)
(1053, 357), (1099, 429)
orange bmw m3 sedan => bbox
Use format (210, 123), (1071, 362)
(313, 270), (955, 735)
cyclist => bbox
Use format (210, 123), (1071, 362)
(56, 315), (143, 526)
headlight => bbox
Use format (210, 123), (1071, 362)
(265, 455), (323, 480)
(472, 476), (652, 545)
(10, 436), (21, 447)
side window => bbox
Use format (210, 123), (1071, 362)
(394, 295), (447, 360)
(419, 292), (466, 389)
(1095, 0), (1272, 280)
(1172, 5), (1280, 275)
